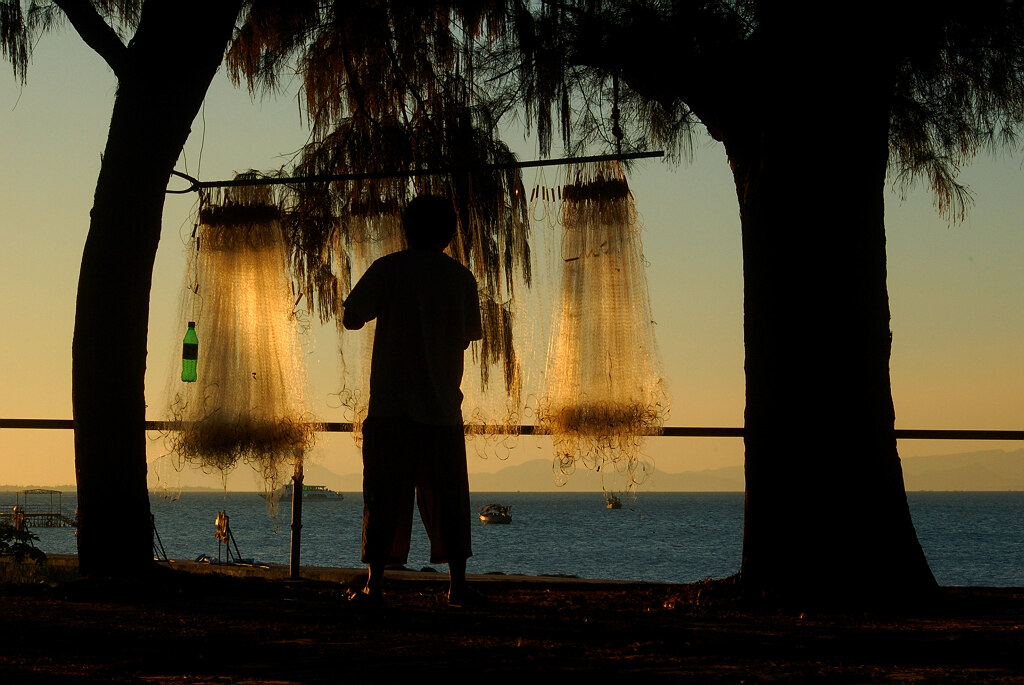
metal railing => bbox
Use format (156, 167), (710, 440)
(1, 418), (1021, 440)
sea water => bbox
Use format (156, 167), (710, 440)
(4, 491), (1022, 586)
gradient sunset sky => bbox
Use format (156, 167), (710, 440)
(1, 30), (1022, 488)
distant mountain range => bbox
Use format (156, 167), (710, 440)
(3, 448), (1022, 493)
(285, 448), (1024, 493)
(901, 448), (1024, 491)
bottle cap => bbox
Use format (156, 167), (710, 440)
(187, 321), (195, 327)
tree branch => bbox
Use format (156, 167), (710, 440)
(53, 0), (128, 78)
(591, 7), (755, 144)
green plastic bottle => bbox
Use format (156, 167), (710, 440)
(181, 321), (198, 382)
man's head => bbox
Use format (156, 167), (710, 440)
(403, 195), (458, 250)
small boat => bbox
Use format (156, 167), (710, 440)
(478, 503), (512, 524)
(264, 484), (344, 501)
(605, 493), (622, 509)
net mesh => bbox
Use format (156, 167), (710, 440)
(539, 160), (668, 489)
(316, 172), (534, 455)
(159, 161), (667, 492)
(329, 184), (407, 445)
(163, 184), (315, 497)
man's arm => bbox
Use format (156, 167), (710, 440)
(342, 306), (366, 331)
(343, 261), (379, 330)
(464, 280), (483, 349)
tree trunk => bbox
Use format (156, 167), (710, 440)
(72, 0), (242, 578)
(729, 7), (936, 605)
(597, 1), (937, 608)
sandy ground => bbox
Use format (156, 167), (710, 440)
(1, 557), (1023, 683)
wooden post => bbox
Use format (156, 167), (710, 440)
(289, 453), (304, 579)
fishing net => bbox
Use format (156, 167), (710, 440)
(283, 121), (535, 455)
(540, 160), (667, 489)
(325, 179), (534, 455)
(327, 180), (408, 445)
(161, 155), (667, 492)
(164, 182), (315, 496)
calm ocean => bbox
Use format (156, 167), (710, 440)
(5, 491), (1022, 586)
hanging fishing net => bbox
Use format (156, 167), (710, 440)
(337, 185), (408, 443)
(283, 119), (534, 457)
(167, 152), (667, 493)
(443, 167), (537, 459)
(540, 160), (668, 489)
(322, 176), (533, 455)
(164, 182), (315, 494)
(319, 177), (409, 445)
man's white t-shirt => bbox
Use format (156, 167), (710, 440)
(343, 248), (483, 426)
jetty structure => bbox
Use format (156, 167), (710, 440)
(1, 489), (76, 529)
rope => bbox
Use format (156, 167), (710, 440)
(166, 151), (665, 193)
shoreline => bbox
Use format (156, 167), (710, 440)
(2, 556), (1023, 682)
(2, 553), (675, 587)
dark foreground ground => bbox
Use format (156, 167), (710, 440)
(1, 557), (1023, 683)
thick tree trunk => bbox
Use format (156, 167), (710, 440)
(602, 0), (937, 608)
(72, 0), (242, 578)
(728, 8), (936, 605)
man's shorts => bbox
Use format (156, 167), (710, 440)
(360, 416), (472, 565)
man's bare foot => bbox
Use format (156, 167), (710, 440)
(447, 585), (487, 607)
(348, 586), (385, 609)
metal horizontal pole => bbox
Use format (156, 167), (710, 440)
(0, 418), (74, 429)
(2, 418), (1021, 441)
(892, 429), (1024, 441)
(168, 150), (665, 193)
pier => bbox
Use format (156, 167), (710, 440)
(0, 489), (76, 529)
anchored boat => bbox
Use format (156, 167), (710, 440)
(478, 503), (512, 524)
(264, 484), (344, 501)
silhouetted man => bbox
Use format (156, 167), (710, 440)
(342, 194), (482, 606)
